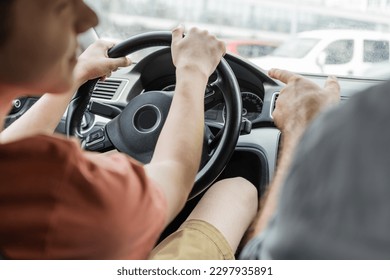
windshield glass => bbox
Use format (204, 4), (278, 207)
(272, 38), (320, 58)
(85, 0), (390, 79)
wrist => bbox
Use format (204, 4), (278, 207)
(176, 64), (209, 84)
(73, 61), (89, 87)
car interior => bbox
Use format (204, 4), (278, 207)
(4, 23), (386, 250)
(4, 0), (390, 262)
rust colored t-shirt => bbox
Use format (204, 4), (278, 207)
(0, 134), (167, 259)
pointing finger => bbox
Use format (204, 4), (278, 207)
(324, 75), (340, 94)
(268, 68), (300, 84)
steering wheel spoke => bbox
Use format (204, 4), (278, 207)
(83, 127), (114, 152)
(204, 79), (225, 111)
(204, 123), (223, 153)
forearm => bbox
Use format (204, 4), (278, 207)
(145, 67), (207, 223)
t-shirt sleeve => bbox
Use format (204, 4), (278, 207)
(46, 142), (168, 260)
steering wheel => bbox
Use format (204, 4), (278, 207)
(65, 31), (242, 199)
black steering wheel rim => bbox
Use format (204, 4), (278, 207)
(66, 31), (242, 199)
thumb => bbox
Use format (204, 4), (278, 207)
(172, 24), (184, 45)
(112, 56), (132, 68)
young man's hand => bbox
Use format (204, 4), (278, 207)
(171, 26), (226, 81)
(74, 40), (132, 85)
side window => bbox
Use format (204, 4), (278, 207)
(323, 40), (354, 65)
(364, 40), (389, 63)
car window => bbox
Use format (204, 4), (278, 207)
(85, 0), (390, 79)
(364, 40), (390, 63)
(324, 40), (354, 65)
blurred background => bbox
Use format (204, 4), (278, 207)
(85, 0), (390, 77)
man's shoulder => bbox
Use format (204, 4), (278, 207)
(322, 79), (390, 124)
(30, 134), (82, 160)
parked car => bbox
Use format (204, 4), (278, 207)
(225, 39), (281, 58)
(250, 29), (390, 76)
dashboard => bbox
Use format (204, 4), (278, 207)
(206, 89), (264, 124)
(118, 48), (283, 130)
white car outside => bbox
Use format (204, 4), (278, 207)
(250, 29), (390, 77)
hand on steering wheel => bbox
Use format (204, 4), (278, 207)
(65, 31), (242, 199)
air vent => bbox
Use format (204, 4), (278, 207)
(270, 91), (279, 118)
(91, 79), (123, 100)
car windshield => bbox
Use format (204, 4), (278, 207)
(272, 38), (320, 58)
(85, 0), (390, 79)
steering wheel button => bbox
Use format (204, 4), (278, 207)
(86, 136), (105, 147)
(86, 129), (105, 144)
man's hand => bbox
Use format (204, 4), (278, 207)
(270, 68), (340, 136)
(171, 26), (226, 81)
(74, 40), (132, 85)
